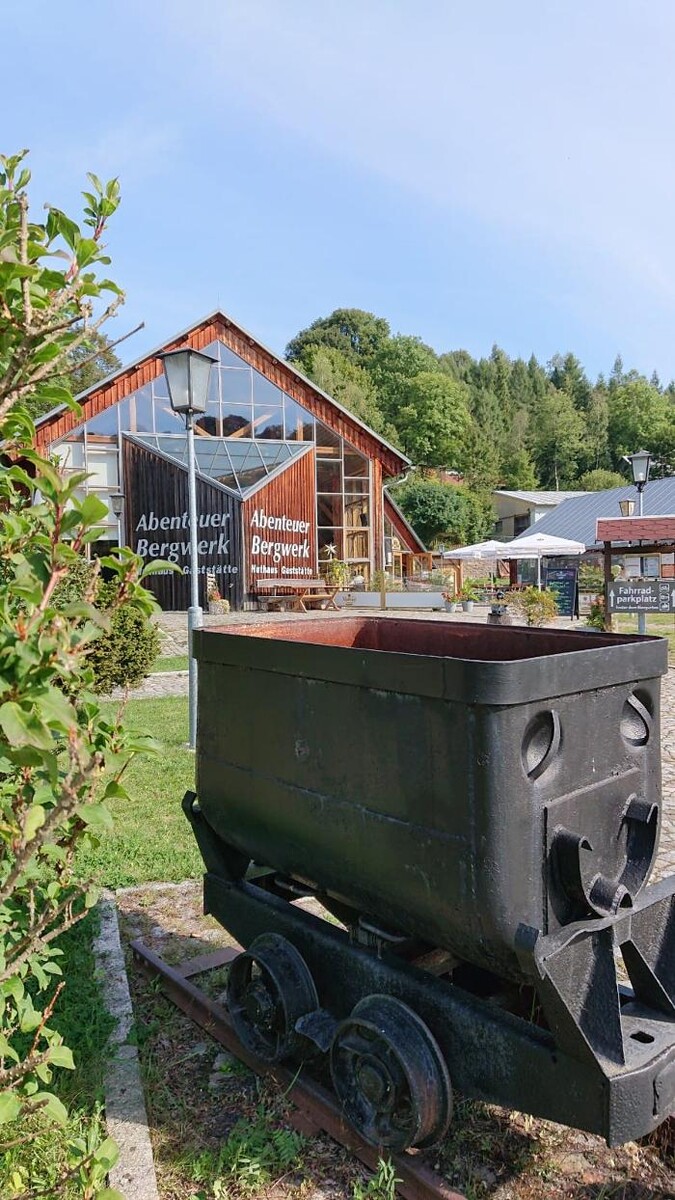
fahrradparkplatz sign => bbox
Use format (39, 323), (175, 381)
(607, 579), (675, 614)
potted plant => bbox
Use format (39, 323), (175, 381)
(207, 581), (230, 615)
(459, 585), (479, 613)
(442, 589), (459, 613)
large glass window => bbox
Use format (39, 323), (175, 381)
(253, 407), (284, 439)
(316, 460), (342, 493)
(221, 405), (253, 437)
(315, 420), (341, 456)
(318, 527), (343, 559)
(221, 369), (252, 405)
(284, 395), (314, 441)
(317, 494), (342, 526)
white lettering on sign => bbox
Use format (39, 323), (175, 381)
(249, 507), (313, 567)
(136, 530), (231, 563)
(135, 510), (227, 532)
(250, 508), (310, 534)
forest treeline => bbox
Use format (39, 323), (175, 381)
(286, 308), (675, 545)
(287, 307), (675, 491)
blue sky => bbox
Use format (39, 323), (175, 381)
(5, 1), (675, 381)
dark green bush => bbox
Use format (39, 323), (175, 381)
(54, 560), (160, 692)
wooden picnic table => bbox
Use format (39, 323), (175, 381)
(253, 577), (341, 613)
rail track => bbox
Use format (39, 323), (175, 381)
(131, 938), (465, 1200)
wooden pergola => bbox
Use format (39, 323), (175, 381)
(596, 514), (675, 630)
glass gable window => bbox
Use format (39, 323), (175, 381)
(127, 434), (309, 499)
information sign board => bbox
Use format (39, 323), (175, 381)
(607, 579), (675, 614)
(543, 565), (578, 617)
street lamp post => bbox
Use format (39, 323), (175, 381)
(159, 347), (215, 749)
(624, 449), (653, 635)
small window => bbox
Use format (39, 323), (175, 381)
(316, 460), (342, 493)
(344, 446), (369, 477)
(221, 368), (252, 405)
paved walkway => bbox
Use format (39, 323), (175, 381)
(138, 609), (675, 883)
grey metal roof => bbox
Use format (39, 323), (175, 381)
(514, 477), (675, 547)
(494, 489), (586, 506)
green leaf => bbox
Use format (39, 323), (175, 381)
(0, 1091), (20, 1124)
(141, 558), (182, 577)
(33, 1090), (68, 1125)
(0, 702), (53, 750)
(78, 494), (109, 525)
(49, 1044), (75, 1070)
(24, 805), (46, 840)
(93, 1137), (119, 1169)
(96, 1190), (125, 1200)
(78, 804), (114, 833)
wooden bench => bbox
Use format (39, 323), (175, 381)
(253, 578), (341, 613)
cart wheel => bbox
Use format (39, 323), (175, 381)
(226, 933), (318, 1063)
(330, 994), (452, 1151)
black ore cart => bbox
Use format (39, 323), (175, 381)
(184, 617), (675, 1151)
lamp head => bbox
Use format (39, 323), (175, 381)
(158, 347), (215, 415)
(624, 448), (652, 488)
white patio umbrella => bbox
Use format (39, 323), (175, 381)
(442, 540), (511, 589)
(442, 539), (510, 560)
(499, 532), (586, 588)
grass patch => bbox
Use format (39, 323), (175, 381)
(52, 912), (116, 1109)
(150, 654), (188, 673)
(615, 612), (675, 657)
(74, 695), (201, 889)
(0, 911), (117, 1198)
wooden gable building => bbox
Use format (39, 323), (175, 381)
(34, 311), (425, 609)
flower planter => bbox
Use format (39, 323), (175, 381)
(445, 601), (459, 613)
(208, 600), (229, 615)
(461, 600), (475, 613)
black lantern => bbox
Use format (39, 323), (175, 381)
(159, 347), (214, 415)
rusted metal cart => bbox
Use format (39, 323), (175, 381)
(184, 617), (675, 1151)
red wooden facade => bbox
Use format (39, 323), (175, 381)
(242, 449), (317, 585)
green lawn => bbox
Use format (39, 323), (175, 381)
(149, 654), (188, 673)
(615, 612), (675, 657)
(74, 695), (201, 889)
(1, 698), (200, 1193)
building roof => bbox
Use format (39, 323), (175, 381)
(514, 477), (675, 547)
(384, 491), (427, 553)
(494, 489), (586, 506)
(34, 309), (410, 478)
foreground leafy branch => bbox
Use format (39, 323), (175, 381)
(0, 151), (158, 1199)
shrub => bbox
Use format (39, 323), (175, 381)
(54, 563), (160, 692)
(0, 149), (160, 1199)
(509, 586), (559, 626)
(88, 581), (161, 692)
(586, 594), (607, 630)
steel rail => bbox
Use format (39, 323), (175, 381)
(130, 938), (465, 1200)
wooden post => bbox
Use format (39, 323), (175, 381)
(603, 541), (613, 631)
